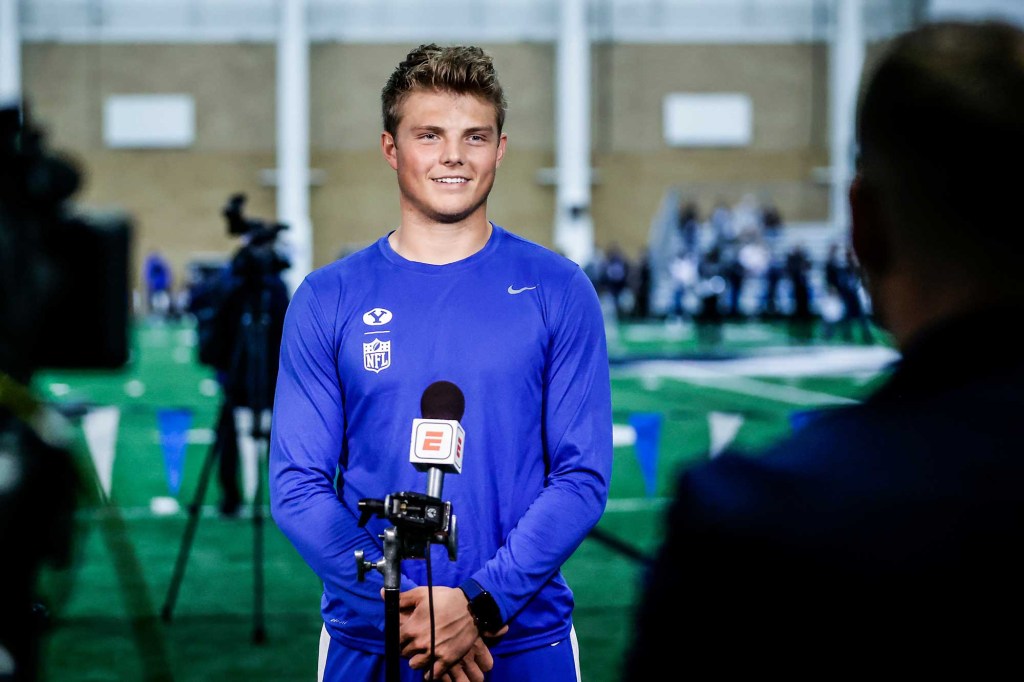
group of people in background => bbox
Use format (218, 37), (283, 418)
(589, 195), (875, 344)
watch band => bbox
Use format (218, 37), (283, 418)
(458, 579), (503, 633)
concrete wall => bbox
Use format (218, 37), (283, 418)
(23, 40), (835, 289)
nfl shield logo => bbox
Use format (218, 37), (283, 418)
(363, 337), (391, 373)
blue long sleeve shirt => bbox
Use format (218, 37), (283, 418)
(269, 224), (612, 654)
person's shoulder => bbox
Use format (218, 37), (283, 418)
(304, 238), (382, 287)
(678, 406), (870, 507)
(494, 224), (583, 277)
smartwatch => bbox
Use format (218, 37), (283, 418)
(458, 579), (503, 633)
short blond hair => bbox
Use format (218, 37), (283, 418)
(381, 44), (508, 138)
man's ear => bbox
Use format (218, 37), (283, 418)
(495, 133), (507, 168)
(849, 174), (890, 276)
(381, 131), (399, 171)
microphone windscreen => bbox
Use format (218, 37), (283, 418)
(420, 381), (465, 421)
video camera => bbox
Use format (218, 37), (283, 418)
(1, 104), (131, 680)
(0, 106), (132, 377)
(189, 193), (289, 412)
(219, 193), (290, 285)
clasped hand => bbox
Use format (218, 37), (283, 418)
(387, 586), (508, 682)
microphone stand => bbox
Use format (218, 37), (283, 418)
(355, 470), (457, 682)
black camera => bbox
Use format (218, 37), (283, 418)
(220, 193), (290, 282)
(223, 192), (286, 245)
(0, 106), (132, 376)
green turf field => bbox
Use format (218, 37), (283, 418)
(30, 315), (891, 682)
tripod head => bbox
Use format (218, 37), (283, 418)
(355, 491), (457, 580)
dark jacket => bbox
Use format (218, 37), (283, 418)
(624, 306), (1024, 678)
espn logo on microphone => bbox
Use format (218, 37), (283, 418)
(409, 419), (464, 473)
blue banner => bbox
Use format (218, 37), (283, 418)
(157, 408), (192, 496)
(629, 412), (663, 498)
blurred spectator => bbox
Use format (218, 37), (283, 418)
(708, 198), (736, 250)
(695, 246), (725, 345)
(820, 241), (847, 339)
(630, 247), (652, 320)
(836, 244), (874, 343)
(667, 249), (698, 320)
(731, 193), (762, 241)
(784, 243), (815, 341)
(599, 242), (632, 319)
(737, 234), (771, 316)
(761, 201), (783, 251)
(582, 245), (604, 293)
(721, 244), (747, 320)
(143, 249), (173, 318)
(758, 245), (786, 319)
(676, 200), (701, 255)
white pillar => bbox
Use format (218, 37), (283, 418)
(829, 0), (865, 233)
(554, 0), (594, 267)
(0, 0), (20, 108)
(277, 0), (313, 293)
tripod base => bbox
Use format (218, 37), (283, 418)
(161, 400), (270, 645)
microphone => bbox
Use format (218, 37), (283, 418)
(409, 381), (465, 499)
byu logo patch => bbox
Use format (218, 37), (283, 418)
(363, 308), (393, 326)
(363, 338), (391, 373)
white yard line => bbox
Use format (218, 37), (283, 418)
(612, 346), (898, 407)
(603, 497), (671, 513)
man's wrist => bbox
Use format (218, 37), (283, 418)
(458, 579), (503, 633)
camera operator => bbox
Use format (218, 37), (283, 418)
(1, 105), (130, 680)
(189, 195), (289, 515)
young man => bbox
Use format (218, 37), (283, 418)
(270, 45), (612, 682)
(624, 19), (1024, 678)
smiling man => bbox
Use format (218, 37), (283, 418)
(269, 45), (612, 682)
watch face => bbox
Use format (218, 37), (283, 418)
(472, 591), (502, 631)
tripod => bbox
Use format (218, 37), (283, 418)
(162, 251), (282, 645)
(355, 492), (457, 682)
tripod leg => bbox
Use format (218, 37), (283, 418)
(161, 408), (224, 622)
(234, 406), (259, 506)
(385, 588), (401, 682)
(251, 410), (271, 644)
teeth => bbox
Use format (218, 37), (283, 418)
(435, 178), (467, 184)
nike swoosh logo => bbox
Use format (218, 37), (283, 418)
(507, 285), (537, 295)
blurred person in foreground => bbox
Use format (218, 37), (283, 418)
(270, 44), (612, 681)
(624, 19), (1024, 678)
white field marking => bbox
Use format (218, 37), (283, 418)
(604, 497), (671, 513)
(151, 428), (215, 445)
(49, 383), (71, 397)
(624, 322), (779, 344)
(173, 346), (192, 363)
(124, 379), (146, 397)
(150, 496), (181, 516)
(612, 346), (899, 407)
(612, 424), (637, 447)
(640, 374), (661, 391)
(199, 378), (220, 396)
